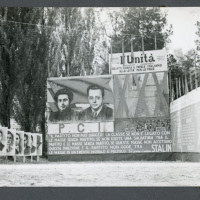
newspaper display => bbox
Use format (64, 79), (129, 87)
(110, 50), (168, 74)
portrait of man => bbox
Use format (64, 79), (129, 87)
(15, 133), (22, 155)
(31, 135), (36, 154)
(79, 84), (113, 121)
(49, 88), (76, 122)
(24, 133), (31, 155)
(0, 130), (5, 151)
(7, 131), (14, 153)
(36, 134), (42, 155)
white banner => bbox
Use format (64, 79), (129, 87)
(110, 49), (168, 74)
(47, 122), (114, 134)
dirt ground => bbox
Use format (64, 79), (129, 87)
(0, 157), (200, 186)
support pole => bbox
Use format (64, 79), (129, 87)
(109, 38), (113, 74)
(185, 72), (188, 94)
(169, 70), (172, 102)
(154, 31), (157, 50)
(190, 71), (193, 91)
(176, 78), (179, 99)
(141, 33), (144, 54)
(122, 36), (125, 66)
(179, 77), (182, 97)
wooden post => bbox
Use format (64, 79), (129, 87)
(169, 70), (172, 102)
(14, 156), (16, 163)
(194, 51), (198, 89)
(23, 156), (26, 163)
(131, 34), (135, 69)
(154, 31), (157, 50)
(67, 61), (70, 76)
(109, 38), (112, 74)
(179, 77), (182, 97)
(176, 78), (179, 99)
(31, 156), (33, 163)
(141, 34), (144, 54)
(185, 72), (188, 94)
(190, 71), (193, 91)
(122, 36), (125, 66)
(37, 155), (40, 162)
(195, 67), (198, 89)
(171, 84), (174, 102)
(181, 75), (185, 95)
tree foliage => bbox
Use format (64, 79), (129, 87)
(108, 7), (172, 53)
(48, 8), (99, 77)
(0, 7), (50, 133)
(0, 7), (100, 132)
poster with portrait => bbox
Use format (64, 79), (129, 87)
(15, 131), (24, 156)
(24, 132), (31, 156)
(47, 75), (114, 124)
(31, 134), (37, 155)
(7, 129), (16, 156)
(0, 127), (7, 155)
(36, 134), (42, 156)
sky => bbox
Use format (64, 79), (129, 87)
(100, 7), (200, 56)
(163, 7), (200, 55)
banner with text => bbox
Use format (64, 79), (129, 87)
(170, 87), (200, 152)
(47, 119), (171, 155)
(47, 73), (171, 155)
(110, 49), (167, 74)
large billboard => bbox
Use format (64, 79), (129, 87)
(47, 65), (171, 155)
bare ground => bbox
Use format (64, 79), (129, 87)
(0, 157), (200, 186)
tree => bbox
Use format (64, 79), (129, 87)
(108, 7), (173, 53)
(0, 7), (50, 133)
(12, 8), (51, 133)
(0, 7), (21, 127)
(48, 7), (99, 77)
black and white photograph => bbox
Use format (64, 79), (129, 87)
(0, 6), (200, 189)
(0, 127), (7, 155)
(47, 76), (114, 123)
(15, 131), (24, 156)
(36, 134), (42, 156)
(6, 129), (16, 155)
(30, 134), (37, 155)
(23, 133), (31, 156)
